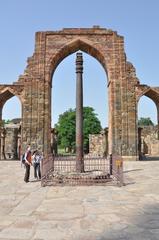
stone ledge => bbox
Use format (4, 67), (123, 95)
(122, 155), (139, 161)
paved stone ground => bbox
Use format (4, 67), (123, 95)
(0, 160), (159, 240)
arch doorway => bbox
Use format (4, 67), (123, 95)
(0, 92), (22, 160)
(51, 51), (108, 156)
(138, 94), (159, 160)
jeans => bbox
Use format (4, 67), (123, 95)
(24, 163), (30, 182)
(34, 163), (41, 179)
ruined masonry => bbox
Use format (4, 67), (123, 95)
(0, 27), (159, 162)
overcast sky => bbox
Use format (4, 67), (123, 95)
(0, 0), (159, 126)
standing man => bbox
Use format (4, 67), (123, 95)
(24, 145), (32, 183)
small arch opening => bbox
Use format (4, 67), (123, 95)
(0, 96), (22, 160)
(138, 95), (159, 160)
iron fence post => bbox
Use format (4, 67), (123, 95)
(109, 154), (112, 175)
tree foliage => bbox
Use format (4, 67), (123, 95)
(83, 107), (102, 152)
(55, 109), (76, 152)
(138, 117), (154, 126)
(1, 119), (11, 127)
(55, 107), (102, 153)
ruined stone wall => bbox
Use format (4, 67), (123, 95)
(0, 122), (21, 160)
(4, 124), (19, 159)
(140, 126), (159, 156)
(89, 129), (108, 156)
(89, 134), (107, 156)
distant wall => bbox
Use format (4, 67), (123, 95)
(0, 121), (21, 160)
(89, 129), (108, 156)
(140, 126), (159, 156)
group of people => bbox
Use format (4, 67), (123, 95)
(22, 145), (43, 183)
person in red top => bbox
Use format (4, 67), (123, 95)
(24, 145), (32, 183)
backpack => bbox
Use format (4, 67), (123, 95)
(21, 153), (25, 164)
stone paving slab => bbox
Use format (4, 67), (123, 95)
(0, 160), (159, 239)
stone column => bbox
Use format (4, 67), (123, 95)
(76, 52), (84, 173)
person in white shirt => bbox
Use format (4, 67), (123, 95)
(32, 150), (43, 179)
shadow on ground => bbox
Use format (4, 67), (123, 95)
(123, 168), (143, 173)
(95, 204), (159, 240)
(140, 156), (159, 161)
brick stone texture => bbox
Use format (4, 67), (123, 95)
(0, 27), (159, 163)
(89, 129), (108, 157)
(139, 126), (159, 156)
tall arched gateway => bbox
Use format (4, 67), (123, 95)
(0, 27), (159, 165)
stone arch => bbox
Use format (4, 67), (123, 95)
(0, 87), (23, 130)
(50, 46), (109, 155)
(137, 88), (159, 105)
(0, 87), (23, 108)
(137, 88), (159, 119)
(0, 87), (23, 123)
(45, 37), (111, 156)
(137, 87), (159, 140)
(14, 28), (139, 161)
(0, 87), (23, 160)
(48, 38), (108, 82)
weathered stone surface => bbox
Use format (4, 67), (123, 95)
(139, 125), (159, 156)
(89, 129), (108, 156)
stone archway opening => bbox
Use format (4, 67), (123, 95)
(41, 45), (120, 186)
(0, 94), (22, 160)
(138, 95), (159, 160)
(35, 28), (125, 186)
(51, 51), (108, 157)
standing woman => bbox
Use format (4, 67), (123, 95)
(32, 150), (42, 180)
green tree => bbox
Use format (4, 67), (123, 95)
(1, 119), (11, 127)
(83, 107), (102, 153)
(55, 107), (102, 153)
(138, 117), (154, 126)
(55, 109), (76, 153)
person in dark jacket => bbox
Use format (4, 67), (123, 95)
(24, 145), (32, 183)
